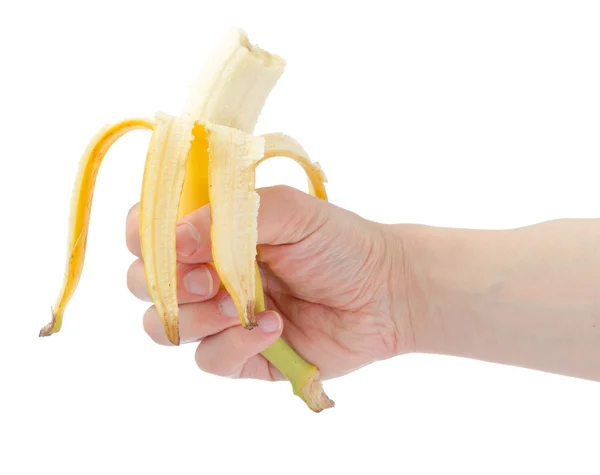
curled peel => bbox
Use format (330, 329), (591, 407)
(258, 132), (328, 201)
(40, 118), (154, 337)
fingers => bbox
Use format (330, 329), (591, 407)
(143, 290), (241, 345)
(194, 311), (283, 378)
(145, 299), (285, 382)
(127, 258), (221, 304)
(126, 186), (331, 263)
(174, 205), (213, 263)
(126, 201), (213, 263)
(237, 354), (284, 382)
(170, 185), (331, 263)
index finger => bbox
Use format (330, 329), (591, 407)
(125, 202), (214, 264)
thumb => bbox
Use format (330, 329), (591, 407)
(175, 185), (331, 264)
(256, 185), (331, 246)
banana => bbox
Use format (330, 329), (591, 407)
(41, 28), (334, 412)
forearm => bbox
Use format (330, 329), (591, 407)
(403, 219), (600, 381)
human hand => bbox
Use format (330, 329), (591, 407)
(126, 185), (415, 382)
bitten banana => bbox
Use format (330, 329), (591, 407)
(40, 28), (334, 412)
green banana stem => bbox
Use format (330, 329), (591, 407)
(255, 266), (333, 412)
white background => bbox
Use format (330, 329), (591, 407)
(1, 1), (600, 473)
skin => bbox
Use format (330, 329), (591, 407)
(126, 185), (600, 383)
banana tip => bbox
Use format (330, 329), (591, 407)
(166, 329), (181, 346)
(39, 307), (58, 338)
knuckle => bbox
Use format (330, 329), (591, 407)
(270, 184), (298, 202)
(186, 203), (211, 232)
(125, 206), (141, 254)
(126, 229), (140, 255)
(126, 203), (139, 225)
(126, 261), (139, 294)
(127, 260), (150, 300)
(257, 184), (295, 205)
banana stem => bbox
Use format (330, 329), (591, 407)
(255, 267), (333, 412)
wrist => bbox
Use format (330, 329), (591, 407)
(388, 223), (506, 356)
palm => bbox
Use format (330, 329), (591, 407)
(258, 211), (404, 379)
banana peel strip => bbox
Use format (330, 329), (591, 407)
(40, 118), (154, 337)
(140, 112), (195, 346)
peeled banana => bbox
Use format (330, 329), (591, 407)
(40, 28), (334, 412)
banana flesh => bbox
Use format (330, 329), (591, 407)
(182, 29), (285, 132)
(41, 28), (334, 412)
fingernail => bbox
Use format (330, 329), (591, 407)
(184, 266), (213, 296)
(176, 221), (200, 257)
(257, 312), (281, 333)
(219, 295), (238, 318)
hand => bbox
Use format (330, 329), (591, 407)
(125, 185), (414, 382)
